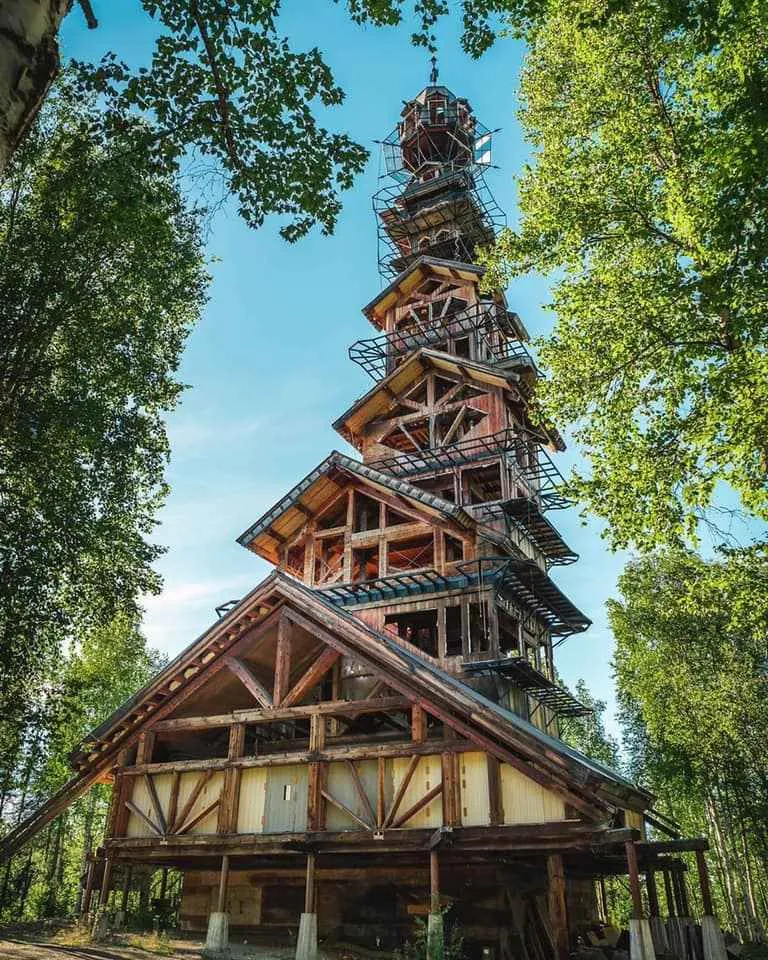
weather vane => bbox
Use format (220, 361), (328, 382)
(429, 56), (439, 84)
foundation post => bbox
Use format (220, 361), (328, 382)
(547, 854), (569, 960)
(696, 850), (727, 960)
(114, 863), (132, 930)
(92, 857), (113, 940)
(625, 840), (655, 960)
(647, 867), (670, 953)
(203, 854), (231, 959)
(427, 849), (444, 960)
(296, 852), (318, 960)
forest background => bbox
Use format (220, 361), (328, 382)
(0, 0), (766, 943)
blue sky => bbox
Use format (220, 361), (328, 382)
(58, 2), (708, 737)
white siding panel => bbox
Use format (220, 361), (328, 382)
(459, 752), (490, 826)
(500, 763), (565, 823)
(237, 768), (267, 833)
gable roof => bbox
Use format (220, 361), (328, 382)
(0, 569), (651, 862)
(236, 450), (474, 563)
(333, 347), (523, 447)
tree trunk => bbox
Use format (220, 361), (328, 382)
(74, 789), (96, 915)
(0, 0), (72, 173)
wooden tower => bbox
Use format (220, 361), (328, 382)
(1, 76), (723, 960)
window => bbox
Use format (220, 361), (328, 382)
(446, 605), (462, 657)
(314, 536), (344, 585)
(353, 492), (380, 532)
(385, 506), (412, 527)
(387, 534), (434, 574)
(468, 601), (490, 653)
(385, 610), (438, 658)
(462, 464), (503, 505)
(283, 784), (294, 801)
(445, 534), (464, 563)
(317, 499), (347, 530)
(352, 546), (379, 582)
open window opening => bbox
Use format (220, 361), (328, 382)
(385, 506), (412, 527)
(468, 600), (491, 654)
(385, 610), (439, 658)
(317, 498), (347, 531)
(387, 534), (434, 574)
(353, 492), (380, 532)
(462, 463), (504, 505)
(352, 546), (379, 582)
(285, 543), (305, 578)
(445, 605), (463, 657)
(454, 336), (471, 359)
(498, 608), (521, 657)
(152, 729), (229, 763)
(444, 534), (464, 563)
(411, 474), (456, 503)
(314, 535), (344, 585)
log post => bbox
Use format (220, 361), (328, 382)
(114, 863), (132, 930)
(696, 850), (728, 960)
(203, 854), (230, 959)
(625, 840), (655, 960)
(92, 857), (113, 940)
(647, 867), (670, 953)
(81, 857), (96, 920)
(427, 849), (444, 960)
(547, 854), (569, 960)
(296, 851), (318, 960)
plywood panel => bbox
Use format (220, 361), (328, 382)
(459, 751), (490, 827)
(392, 755), (442, 829)
(237, 768), (267, 834)
(500, 763), (565, 823)
(263, 765), (308, 833)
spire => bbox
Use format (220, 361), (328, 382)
(429, 56), (439, 85)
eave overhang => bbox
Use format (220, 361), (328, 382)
(333, 347), (521, 448)
(236, 450), (474, 564)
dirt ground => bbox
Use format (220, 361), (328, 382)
(0, 923), (367, 960)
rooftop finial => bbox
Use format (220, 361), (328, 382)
(429, 56), (439, 85)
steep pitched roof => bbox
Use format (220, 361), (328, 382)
(0, 570), (651, 861)
(236, 449), (474, 563)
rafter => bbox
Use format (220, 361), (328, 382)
(224, 656), (273, 709)
(281, 647), (341, 709)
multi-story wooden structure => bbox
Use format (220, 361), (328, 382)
(1, 76), (727, 960)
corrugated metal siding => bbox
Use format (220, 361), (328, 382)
(500, 763), (565, 823)
(459, 752), (490, 826)
(263, 765), (308, 833)
(237, 768), (267, 833)
(392, 755), (442, 828)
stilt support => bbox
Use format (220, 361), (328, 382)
(427, 848), (444, 960)
(625, 842), (654, 960)
(548, 854), (569, 960)
(296, 852), (318, 960)
(696, 851), (727, 960)
(203, 854), (231, 959)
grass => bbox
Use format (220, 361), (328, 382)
(125, 932), (175, 956)
(50, 923), (175, 956)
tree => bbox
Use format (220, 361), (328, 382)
(0, 78), (208, 715)
(0, 615), (165, 921)
(558, 678), (621, 770)
(481, 0), (768, 549)
(610, 548), (768, 936)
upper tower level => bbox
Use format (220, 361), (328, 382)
(374, 76), (504, 279)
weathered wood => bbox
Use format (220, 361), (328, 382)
(548, 853), (569, 960)
(487, 755), (503, 826)
(377, 757), (386, 829)
(177, 797), (221, 835)
(646, 868), (660, 918)
(82, 859), (96, 917)
(412, 704), (427, 743)
(136, 732), (155, 766)
(99, 858), (113, 909)
(216, 854), (230, 913)
(172, 769), (214, 834)
(281, 647), (341, 708)
(347, 761), (377, 828)
(151, 695), (412, 732)
(125, 800), (163, 837)
(144, 774), (167, 836)
(390, 782), (443, 829)
(384, 754), (421, 829)
(121, 865), (132, 913)
(321, 790), (372, 831)
(430, 849), (440, 913)
(305, 851), (316, 914)
(695, 849), (714, 916)
(625, 840), (644, 920)
(637, 838), (708, 855)
(225, 656), (273, 709)
(663, 869), (677, 917)
(167, 772), (181, 839)
(274, 616), (292, 706)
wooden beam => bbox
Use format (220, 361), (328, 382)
(347, 761), (377, 829)
(172, 769), (214, 834)
(305, 851), (316, 914)
(321, 790), (372, 832)
(281, 647), (340, 709)
(144, 774), (167, 836)
(167, 772), (181, 839)
(273, 616), (292, 706)
(695, 849), (714, 916)
(124, 801), (163, 837)
(377, 758), (386, 830)
(384, 754), (421, 829)
(390, 782), (443, 829)
(430, 849), (440, 914)
(548, 853), (569, 960)
(625, 840), (645, 919)
(177, 797), (221, 835)
(224, 656), (273, 709)
(216, 854), (230, 914)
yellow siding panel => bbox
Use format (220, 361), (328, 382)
(325, 760), (384, 831)
(126, 777), (151, 838)
(237, 769), (267, 834)
(179, 771), (225, 835)
(459, 752), (490, 827)
(500, 763), (565, 823)
(392, 755), (442, 829)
